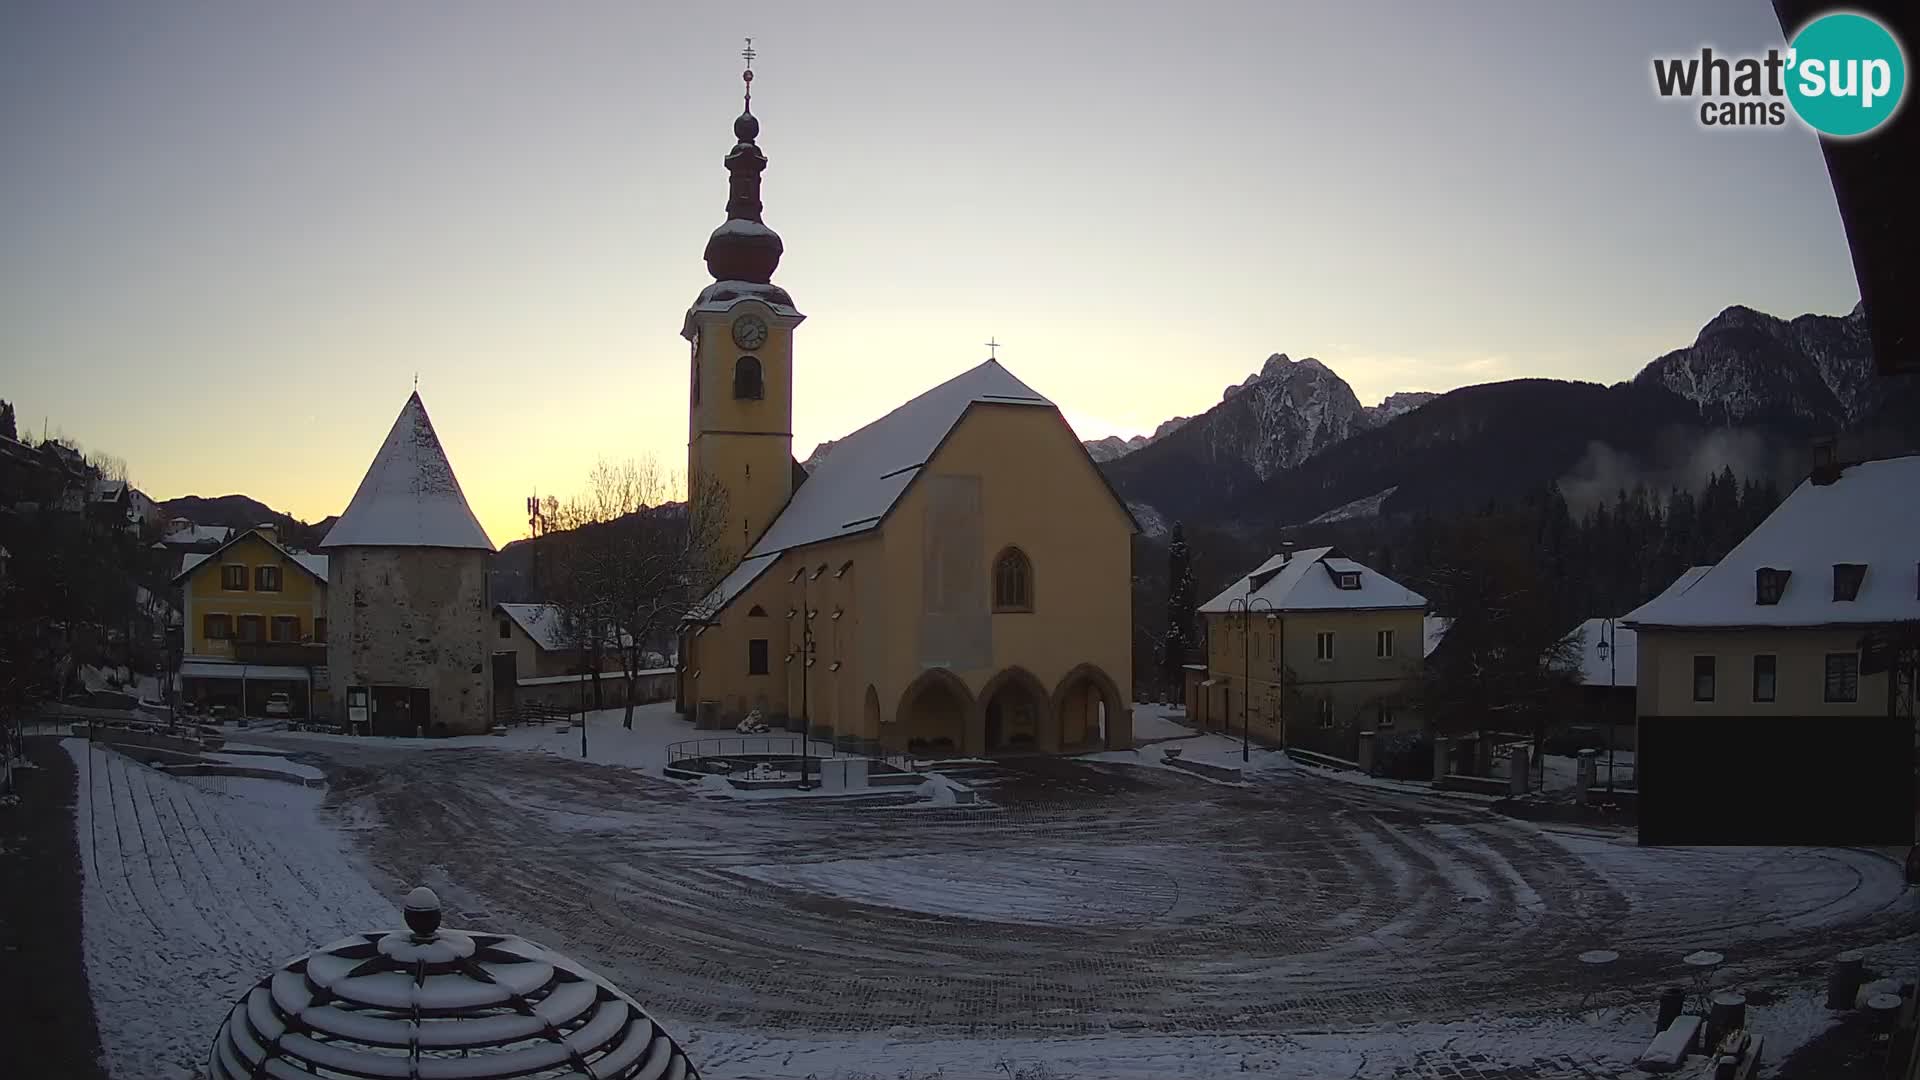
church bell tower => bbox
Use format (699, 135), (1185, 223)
(684, 39), (803, 563)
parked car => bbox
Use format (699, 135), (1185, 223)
(265, 693), (291, 718)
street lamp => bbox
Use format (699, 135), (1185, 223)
(1596, 618), (1617, 793)
(1226, 593), (1276, 763)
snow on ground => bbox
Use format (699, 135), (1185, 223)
(200, 751), (324, 781)
(263, 703), (962, 803)
(63, 739), (395, 1079)
(1129, 701), (1195, 742)
(59, 716), (1920, 1080)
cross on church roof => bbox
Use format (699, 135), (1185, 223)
(985, 338), (1000, 360)
(741, 37), (755, 109)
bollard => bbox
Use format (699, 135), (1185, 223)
(1865, 992), (1901, 1034)
(1657, 986), (1687, 1033)
(1827, 951), (1865, 1009)
(1432, 736), (1450, 781)
(1357, 731), (1376, 775)
(1707, 991), (1747, 1050)
(1509, 743), (1531, 795)
(1576, 749), (1596, 805)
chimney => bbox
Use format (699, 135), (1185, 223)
(1280, 540), (1295, 561)
(255, 522), (279, 545)
(1808, 436), (1846, 486)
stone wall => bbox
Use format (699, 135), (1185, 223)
(327, 546), (492, 735)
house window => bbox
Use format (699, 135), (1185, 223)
(255, 565), (282, 592)
(733, 356), (764, 400)
(748, 638), (769, 676)
(1832, 563), (1866, 602)
(204, 613), (233, 640)
(498, 619), (511, 639)
(1316, 631), (1335, 662)
(1376, 629), (1394, 658)
(1692, 655), (1716, 702)
(237, 615), (265, 643)
(1755, 567), (1790, 605)
(1378, 704), (1395, 728)
(993, 547), (1033, 612)
(1318, 699), (1334, 728)
(1752, 655), (1777, 703)
(1824, 652), (1859, 703)
(221, 564), (248, 590)
(269, 616), (300, 642)
(315, 618), (328, 644)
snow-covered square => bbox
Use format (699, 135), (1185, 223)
(49, 703), (1920, 1079)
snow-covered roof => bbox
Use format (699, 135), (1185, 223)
(1423, 616), (1453, 658)
(320, 392), (495, 551)
(1199, 547), (1427, 613)
(1560, 618), (1637, 688)
(1623, 455), (1920, 629)
(174, 529), (329, 585)
(496, 603), (631, 652)
(159, 523), (232, 547)
(681, 279), (802, 338)
(180, 660), (313, 681)
(695, 552), (778, 619)
(745, 360), (1057, 559)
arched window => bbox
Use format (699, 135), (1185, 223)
(733, 356), (763, 400)
(993, 547), (1033, 612)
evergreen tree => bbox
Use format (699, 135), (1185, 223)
(0, 399), (14, 440)
(1160, 522), (1198, 691)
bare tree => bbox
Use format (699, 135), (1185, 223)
(547, 459), (732, 729)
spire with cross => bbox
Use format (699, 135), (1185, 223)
(985, 338), (1000, 360)
(741, 37), (755, 111)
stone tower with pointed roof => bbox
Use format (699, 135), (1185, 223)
(321, 392), (497, 736)
(676, 55), (1139, 757)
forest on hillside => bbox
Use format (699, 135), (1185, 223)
(1134, 464), (1784, 700)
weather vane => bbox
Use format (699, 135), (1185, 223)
(742, 37), (755, 110)
(985, 337), (1000, 360)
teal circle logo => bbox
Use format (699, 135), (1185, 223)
(1787, 12), (1906, 136)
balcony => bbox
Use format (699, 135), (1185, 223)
(232, 641), (327, 668)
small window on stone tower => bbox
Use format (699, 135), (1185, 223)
(733, 356), (763, 400)
(993, 547), (1033, 612)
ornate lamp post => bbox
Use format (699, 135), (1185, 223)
(1226, 593), (1276, 763)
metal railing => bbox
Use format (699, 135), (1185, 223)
(665, 735), (917, 774)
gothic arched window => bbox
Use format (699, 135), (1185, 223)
(993, 547), (1033, 612)
(733, 356), (764, 400)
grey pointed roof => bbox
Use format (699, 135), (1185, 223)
(319, 392), (495, 551)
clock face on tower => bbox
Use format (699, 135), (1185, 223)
(731, 314), (769, 351)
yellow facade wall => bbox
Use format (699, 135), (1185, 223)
(1634, 627), (1892, 717)
(687, 300), (799, 556)
(683, 402), (1136, 754)
(182, 534), (327, 658)
(1202, 604), (1425, 750)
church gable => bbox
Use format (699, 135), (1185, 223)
(918, 401), (1139, 535)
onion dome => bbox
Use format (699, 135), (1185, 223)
(207, 886), (701, 1079)
(702, 50), (783, 285)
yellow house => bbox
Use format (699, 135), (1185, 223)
(1624, 454), (1919, 720)
(172, 524), (330, 717)
(676, 75), (1137, 756)
(1195, 547), (1427, 759)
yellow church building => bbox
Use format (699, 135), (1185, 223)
(676, 64), (1136, 756)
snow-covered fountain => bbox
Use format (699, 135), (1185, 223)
(206, 886), (701, 1079)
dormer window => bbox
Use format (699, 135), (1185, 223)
(1755, 567), (1790, 605)
(1337, 572), (1360, 590)
(1832, 563), (1866, 602)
